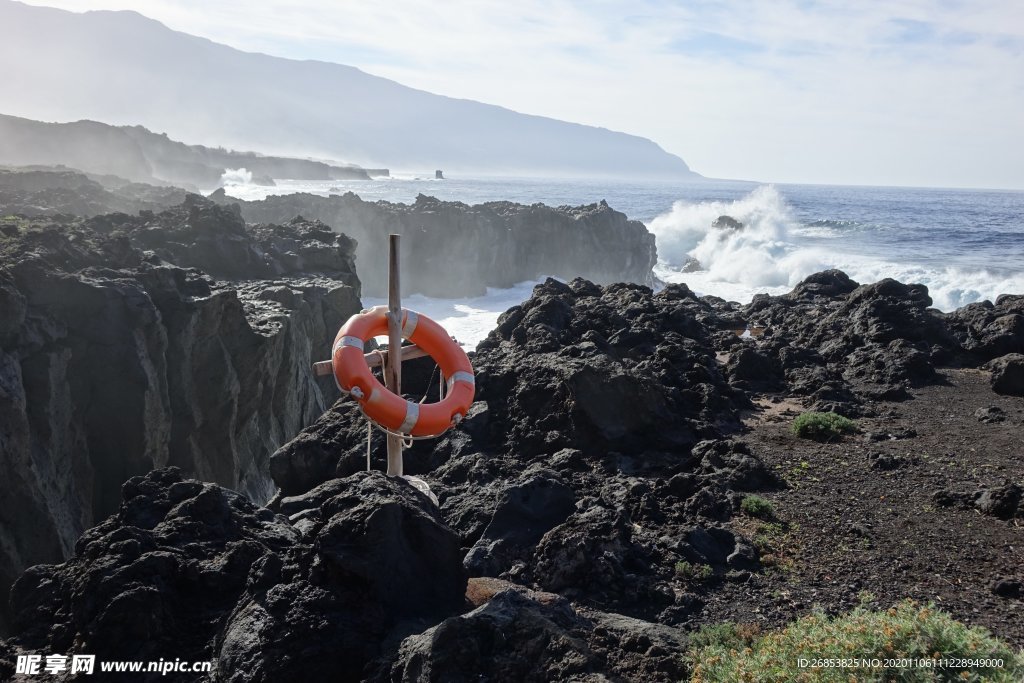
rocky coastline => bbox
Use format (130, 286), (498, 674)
(1, 168), (659, 299)
(0, 195), (361, 635)
(209, 190), (658, 298)
(0, 169), (1022, 681)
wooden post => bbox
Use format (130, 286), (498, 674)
(313, 345), (429, 377)
(385, 234), (404, 477)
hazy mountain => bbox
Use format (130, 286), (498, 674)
(0, 113), (385, 189)
(0, 0), (696, 179)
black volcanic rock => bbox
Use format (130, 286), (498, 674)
(711, 215), (743, 230)
(84, 195), (360, 285)
(789, 268), (859, 299)
(743, 273), (952, 405)
(985, 353), (1024, 396)
(944, 295), (1024, 362)
(218, 474), (466, 683)
(0, 198), (361, 634)
(211, 191), (658, 297)
(471, 278), (745, 457)
(269, 277), (778, 624)
(7, 468), (465, 683)
(378, 589), (692, 683)
(974, 482), (1023, 521)
(0, 167), (186, 217)
(4, 167), (660, 300)
(11, 468), (298, 663)
(6, 265), (1023, 680)
(269, 277), (751, 500)
(462, 467), (576, 578)
(726, 346), (783, 390)
(381, 590), (602, 682)
(975, 406), (1007, 423)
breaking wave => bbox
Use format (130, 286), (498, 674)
(220, 167), (253, 186)
(647, 185), (1024, 311)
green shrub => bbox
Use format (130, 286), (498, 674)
(689, 621), (761, 652)
(792, 411), (857, 440)
(690, 600), (1024, 682)
(675, 560), (713, 581)
(740, 495), (775, 519)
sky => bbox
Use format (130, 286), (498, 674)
(17, 0), (1024, 189)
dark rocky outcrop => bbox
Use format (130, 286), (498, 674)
(932, 482), (1024, 521)
(944, 295), (1024, 362)
(380, 589), (691, 683)
(6, 468), (464, 683)
(2, 467), (696, 682)
(0, 197), (360, 634)
(741, 272), (952, 408)
(269, 277), (779, 626)
(0, 167), (186, 217)
(210, 191), (659, 297)
(975, 406), (1007, 423)
(985, 353), (1024, 396)
(725, 270), (1024, 411)
(85, 194), (360, 285)
(5, 262), (1023, 679)
(3, 167), (660, 300)
(711, 215), (743, 230)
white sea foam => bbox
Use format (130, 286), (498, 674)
(647, 185), (1024, 311)
(648, 185), (831, 289)
(826, 259), (1024, 311)
(220, 167), (253, 186)
(363, 280), (543, 350)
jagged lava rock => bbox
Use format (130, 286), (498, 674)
(711, 215), (744, 230)
(0, 168), (186, 218)
(944, 294), (1024, 362)
(270, 277), (752, 496)
(472, 278), (746, 457)
(378, 589), (691, 683)
(0, 198), (360, 634)
(270, 278), (780, 623)
(7, 468), (466, 683)
(985, 353), (1024, 396)
(219, 473), (466, 683)
(86, 195), (360, 285)
(743, 272), (951, 406)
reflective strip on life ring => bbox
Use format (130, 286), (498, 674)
(331, 306), (475, 436)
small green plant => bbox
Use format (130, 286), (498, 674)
(785, 459), (812, 483)
(675, 560), (713, 581)
(857, 589), (877, 605)
(792, 411), (857, 441)
(689, 621), (761, 652)
(740, 495), (775, 519)
(689, 600), (1024, 682)
(752, 521), (799, 571)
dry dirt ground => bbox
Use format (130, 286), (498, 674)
(697, 368), (1024, 647)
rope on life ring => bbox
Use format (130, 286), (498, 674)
(331, 306), (475, 438)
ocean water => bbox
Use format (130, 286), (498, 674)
(222, 174), (1024, 347)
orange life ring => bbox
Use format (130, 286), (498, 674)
(331, 306), (475, 436)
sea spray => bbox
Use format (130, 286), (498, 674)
(363, 279), (544, 350)
(220, 167), (253, 186)
(647, 185), (1024, 310)
(648, 185), (830, 289)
